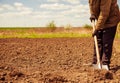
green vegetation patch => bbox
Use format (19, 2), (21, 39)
(0, 32), (91, 38)
(0, 27), (92, 38)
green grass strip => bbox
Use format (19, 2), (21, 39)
(0, 32), (91, 38)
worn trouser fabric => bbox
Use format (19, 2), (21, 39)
(93, 26), (117, 65)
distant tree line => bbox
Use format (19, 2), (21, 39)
(46, 20), (93, 31)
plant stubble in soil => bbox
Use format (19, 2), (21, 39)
(0, 38), (120, 83)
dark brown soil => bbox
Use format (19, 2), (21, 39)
(0, 38), (120, 83)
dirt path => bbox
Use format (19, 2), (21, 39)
(0, 38), (120, 83)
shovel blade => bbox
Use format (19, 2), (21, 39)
(92, 63), (102, 69)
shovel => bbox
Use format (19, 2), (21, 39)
(92, 20), (102, 69)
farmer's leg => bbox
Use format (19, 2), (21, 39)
(92, 30), (103, 64)
(102, 26), (117, 65)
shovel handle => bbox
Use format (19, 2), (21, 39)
(92, 20), (96, 32)
(92, 21), (102, 69)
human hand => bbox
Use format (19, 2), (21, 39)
(90, 14), (96, 22)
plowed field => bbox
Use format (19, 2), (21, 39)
(0, 38), (120, 83)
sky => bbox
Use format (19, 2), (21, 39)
(0, 0), (120, 27)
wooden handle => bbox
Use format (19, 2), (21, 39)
(92, 20), (96, 32)
(92, 21), (101, 69)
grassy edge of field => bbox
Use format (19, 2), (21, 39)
(0, 27), (120, 38)
(0, 32), (91, 38)
(0, 28), (92, 38)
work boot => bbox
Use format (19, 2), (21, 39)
(102, 65), (109, 70)
(102, 61), (110, 70)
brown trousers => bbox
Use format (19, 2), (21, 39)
(93, 26), (117, 65)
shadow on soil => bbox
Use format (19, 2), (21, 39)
(111, 65), (120, 72)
